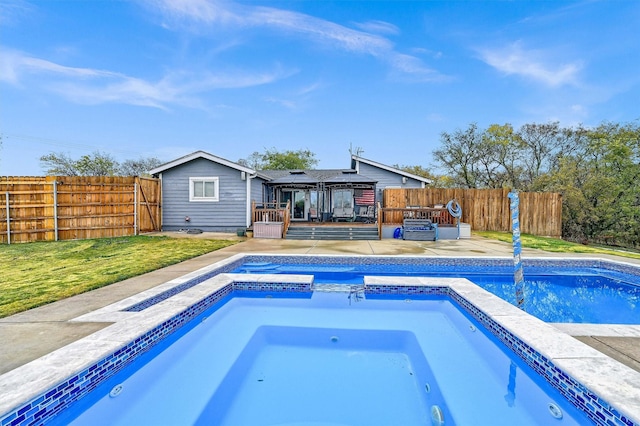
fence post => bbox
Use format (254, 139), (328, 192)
(5, 191), (10, 245)
(53, 180), (59, 241)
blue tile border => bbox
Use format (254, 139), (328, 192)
(123, 259), (244, 312)
(233, 281), (311, 292)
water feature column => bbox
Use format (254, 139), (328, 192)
(508, 191), (525, 309)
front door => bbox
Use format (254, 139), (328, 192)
(282, 190), (307, 220)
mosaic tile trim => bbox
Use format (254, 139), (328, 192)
(123, 259), (243, 312)
(1, 285), (233, 426)
(364, 284), (449, 296)
(232, 281), (310, 292)
(240, 254), (514, 268)
(448, 290), (635, 426)
(238, 254), (598, 268)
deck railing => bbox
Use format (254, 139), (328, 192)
(251, 201), (291, 237)
(379, 206), (454, 226)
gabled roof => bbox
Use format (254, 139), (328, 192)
(350, 155), (432, 184)
(150, 150), (256, 176)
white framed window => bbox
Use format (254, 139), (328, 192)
(189, 177), (219, 202)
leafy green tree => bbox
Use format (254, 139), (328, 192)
(429, 119), (640, 247)
(75, 152), (119, 176)
(393, 164), (432, 178)
(581, 122), (640, 246)
(536, 121), (640, 247)
(239, 148), (318, 170)
(40, 151), (162, 176)
(482, 124), (524, 189)
(393, 164), (454, 187)
(432, 123), (484, 188)
(517, 122), (573, 189)
(119, 157), (163, 177)
(40, 152), (91, 175)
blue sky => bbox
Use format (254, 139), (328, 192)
(1, 0), (639, 176)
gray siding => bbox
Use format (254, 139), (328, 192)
(251, 177), (266, 202)
(161, 158), (249, 232)
(358, 163), (424, 198)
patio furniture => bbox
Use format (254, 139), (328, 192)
(402, 218), (438, 241)
(356, 205), (375, 223)
(332, 207), (355, 222)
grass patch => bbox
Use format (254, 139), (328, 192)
(0, 236), (238, 318)
(475, 231), (640, 260)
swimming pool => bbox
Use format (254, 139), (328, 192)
(1, 255), (640, 426)
(231, 256), (640, 324)
(46, 292), (591, 425)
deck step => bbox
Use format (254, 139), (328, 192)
(285, 225), (379, 240)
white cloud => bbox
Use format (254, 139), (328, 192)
(0, 48), (292, 109)
(144, 0), (446, 80)
(264, 97), (298, 110)
(477, 41), (581, 87)
(352, 20), (400, 36)
(149, 0), (239, 25)
(0, 0), (33, 27)
(389, 53), (450, 82)
(297, 81), (323, 96)
(0, 49), (120, 85)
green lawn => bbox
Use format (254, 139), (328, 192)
(0, 236), (238, 318)
(475, 231), (640, 260)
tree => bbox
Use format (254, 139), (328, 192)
(239, 148), (318, 170)
(481, 124), (524, 189)
(393, 164), (432, 178)
(40, 152), (94, 176)
(393, 164), (454, 187)
(40, 151), (162, 176)
(432, 123), (484, 188)
(75, 152), (120, 176)
(517, 122), (570, 189)
(533, 121), (640, 247)
(119, 157), (163, 177)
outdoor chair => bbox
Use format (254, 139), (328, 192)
(332, 207), (356, 222)
(356, 205), (375, 223)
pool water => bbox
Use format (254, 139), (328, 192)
(234, 262), (640, 324)
(197, 326), (442, 425)
(49, 291), (591, 426)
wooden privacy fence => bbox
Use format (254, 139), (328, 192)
(383, 188), (562, 237)
(0, 176), (161, 244)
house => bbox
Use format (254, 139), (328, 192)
(149, 151), (264, 232)
(150, 151), (431, 232)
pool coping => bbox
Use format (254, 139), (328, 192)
(2, 254), (640, 425)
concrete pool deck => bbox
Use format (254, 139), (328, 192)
(2, 233), (640, 378)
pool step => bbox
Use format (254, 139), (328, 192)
(285, 225), (379, 240)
